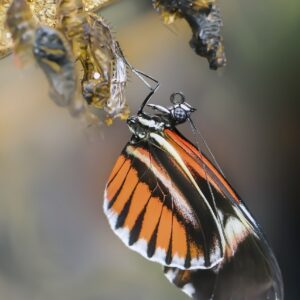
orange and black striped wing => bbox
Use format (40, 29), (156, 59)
(104, 138), (225, 270)
(164, 233), (283, 300)
(162, 128), (283, 299)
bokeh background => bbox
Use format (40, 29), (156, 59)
(0, 0), (299, 299)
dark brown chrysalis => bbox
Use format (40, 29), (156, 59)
(153, 0), (226, 69)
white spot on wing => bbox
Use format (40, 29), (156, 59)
(224, 214), (250, 257)
(130, 238), (148, 255)
(191, 256), (205, 266)
(165, 269), (178, 283)
(103, 188), (110, 213)
(210, 243), (222, 263)
(165, 270), (196, 298)
(182, 283), (196, 297)
(104, 205), (118, 229)
(172, 254), (185, 267)
(155, 247), (167, 262)
(115, 227), (130, 244)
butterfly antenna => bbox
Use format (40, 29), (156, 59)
(187, 116), (225, 228)
(187, 117), (226, 178)
(127, 67), (159, 114)
(115, 42), (159, 113)
(134, 69), (159, 114)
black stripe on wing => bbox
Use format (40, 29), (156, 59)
(105, 138), (224, 269)
(107, 161), (132, 210)
(128, 195), (151, 246)
(127, 142), (205, 257)
(146, 140), (224, 268)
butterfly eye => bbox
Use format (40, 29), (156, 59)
(172, 106), (188, 123)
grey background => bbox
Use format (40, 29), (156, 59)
(0, 0), (299, 299)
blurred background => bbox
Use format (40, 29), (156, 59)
(0, 0), (299, 299)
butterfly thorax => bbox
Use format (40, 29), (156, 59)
(127, 113), (171, 143)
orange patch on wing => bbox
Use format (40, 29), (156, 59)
(106, 159), (131, 201)
(156, 206), (172, 251)
(171, 141), (225, 196)
(172, 219), (187, 259)
(124, 183), (151, 230)
(179, 270), (192, 282)
(107, 155), (126, 183)
(190, 242), (204, 259)
(190, 242), (199, 259)
(165, 129), (240, 204)
(134, 148), (155, 169)
(111, 168), (139, 214)
(139, 197), (163, 242)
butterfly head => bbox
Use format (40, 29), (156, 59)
(169, 92), (196, 123)
(128, 92), (196, 142)
(146, 92), (196, 125)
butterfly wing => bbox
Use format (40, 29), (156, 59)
(104, 126), (283, 299)
(164, 234), (283, 300)
(104, 136), (226, 270)
(163, 128), (283, 299)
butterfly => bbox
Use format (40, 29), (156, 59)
(103, 87), (284, 299)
